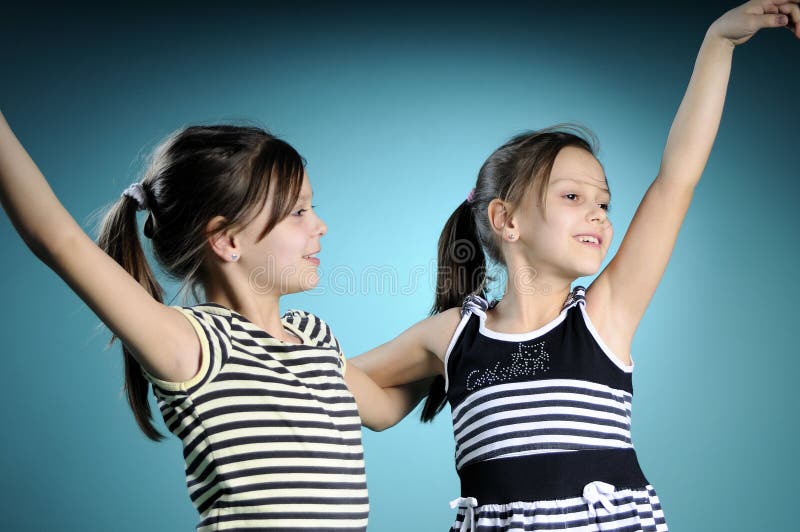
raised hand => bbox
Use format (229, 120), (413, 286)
(710, 0), (800, 46)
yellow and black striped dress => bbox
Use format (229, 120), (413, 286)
(144, 304), (368, 531)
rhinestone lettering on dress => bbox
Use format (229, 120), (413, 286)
(466, 341), (551, 391)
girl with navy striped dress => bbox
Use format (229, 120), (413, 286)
(349, 2), (800, 530)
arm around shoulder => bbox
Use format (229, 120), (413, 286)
(344, 307), (462, 429)
(349, 307), (462, 388)
(344, 364), (434, 431)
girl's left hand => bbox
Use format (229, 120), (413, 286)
(709, 0), (800, 46)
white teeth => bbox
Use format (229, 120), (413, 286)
(577, 236), (599, 244)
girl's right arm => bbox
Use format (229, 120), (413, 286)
(0, 111), (201, 382)
(346, 307), (462, 425)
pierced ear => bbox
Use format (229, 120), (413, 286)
(205, 216), (241, 262)
(487, 199), (510, 237)
(505, 211), (519, 233)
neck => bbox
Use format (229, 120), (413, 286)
(489, 263), (575, 333)
(203, 275), (299, 343)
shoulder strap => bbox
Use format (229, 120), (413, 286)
(561, 285), (587, 311)
(461, 293), (489, 318)
(445, 294), (489, 394)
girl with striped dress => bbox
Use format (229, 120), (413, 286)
(0, 121), (420, 530)
(350, 2), (800, 530)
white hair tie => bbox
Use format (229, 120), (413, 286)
(121, 182), (149, 211)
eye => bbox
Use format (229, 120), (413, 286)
(599, 203), (610, 212)
(292, 204), (317, 216)
(563, 193), (579, 201)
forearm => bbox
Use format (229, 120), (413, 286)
(658, 30), (734, 186)
(0, 112), (83, 256)
(374, 378), (432, 430)
(345, 362), (432, 431)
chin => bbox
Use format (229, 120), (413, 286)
(300, 273), (321, 292)
(572, 262), (602, 278)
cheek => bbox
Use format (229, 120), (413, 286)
(272, 241), (305, 266)
(259, 231), (302, 264)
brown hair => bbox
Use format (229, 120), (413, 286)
(97, 125), (306, 440)
(421, 124), (601, 422)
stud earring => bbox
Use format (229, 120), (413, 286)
(507, 233), (517, 241)
(231, 253), (239, 261)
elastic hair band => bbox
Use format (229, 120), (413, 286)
(122, 182), (149, 212)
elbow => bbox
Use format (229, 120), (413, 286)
(364, 421), (396, 433)
(361, 416), (392, 432)
(361, 410), (403, 432)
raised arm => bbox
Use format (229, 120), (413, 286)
(0, 111), (200, 382)
(588, 1), (799, 344)
(346, 307), (461, 430)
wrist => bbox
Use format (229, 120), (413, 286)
(704, 25), (737, 51)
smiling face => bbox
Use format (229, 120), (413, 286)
(508, 146), (613, 281)
(239, 172), (327, 295)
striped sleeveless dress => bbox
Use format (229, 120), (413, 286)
(445, 286), (667, 531)
(144, 304), (368, 531)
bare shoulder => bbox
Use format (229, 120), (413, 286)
(420, 307), (464, 362)
(584, 279), (634, 366)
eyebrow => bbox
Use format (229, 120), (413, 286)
(550, 177), (610, 196)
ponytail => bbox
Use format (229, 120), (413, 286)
(420, 126), (601, 422)
(420, 199), (486, 422)
(96, 189), (165, 441)
(89, 124), (306, 441)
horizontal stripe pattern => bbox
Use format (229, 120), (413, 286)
(147, 305), (367, 531)
(453, 379), (633, 470)
(450, 485), (667, 531)
(446, 287), (667, 530)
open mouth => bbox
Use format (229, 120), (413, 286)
(574, 235), (601, 248)
(303, 252), (320, 266)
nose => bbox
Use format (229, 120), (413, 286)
(315, 212), (328, 237)
(587, 205), (608, 224)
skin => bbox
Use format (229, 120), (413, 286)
(204, 173), (328, 344)
(485, 146), (615, 355)
(347, 0), (800, 428)
(0, 97), (425, 428)
(0, 0), (796, 430)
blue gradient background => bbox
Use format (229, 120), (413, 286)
(1, 1), (798, 530)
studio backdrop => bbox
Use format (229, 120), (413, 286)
(1, 1), (797, 530)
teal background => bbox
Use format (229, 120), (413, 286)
(1, 1), (798, 530)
